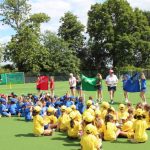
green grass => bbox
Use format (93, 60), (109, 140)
(0, 81), (150, 150)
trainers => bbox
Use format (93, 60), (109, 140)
(109, 100), (114, 104)
(125, 98), (129, 103)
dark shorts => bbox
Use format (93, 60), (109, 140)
(76, 86), (82, 90)
(44, 124), (49, 130)
(36, 87), (40, 91)
(141, 88), (146, 92)
(96, 85), (102, 91)
(108, 86), (116, 91)
(70, 86), (75, 90)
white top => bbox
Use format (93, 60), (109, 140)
(69, 77), (76, 87)
(106, 74), (118, 87)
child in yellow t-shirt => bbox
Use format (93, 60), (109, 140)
(130, 109), (148, 143)
(33, 106), (52, 136)
(118, 104), (129, 123)
(80, 124), (102, 150)
(143, 104), (150, 129)
(94, 110), (104, 134)
(57, 106), (70, 131)
(67, 111), (82, 138)
(71, 105), (82, 122)
(43, 107), (58, 129)
(119, 116), (133, 138)
(100, 101), (110, 120)
(101, 114), (120, 141)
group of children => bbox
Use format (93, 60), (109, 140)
(0, 92), (150, 150)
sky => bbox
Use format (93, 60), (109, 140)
(0, 0), (150, 44)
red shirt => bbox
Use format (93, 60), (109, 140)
(50, 79), (54, 89)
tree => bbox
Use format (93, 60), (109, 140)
(133, 8), (150, 67)
(0, 0), (31, 31)
(5, 13), (50, 73)
(143, 11), (150, 26)
(87, 0), (137, 70)
(42, 31), (80, 75)
(58, 11), (85, 57)
(0, 43), (4, 63)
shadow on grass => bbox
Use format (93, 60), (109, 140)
(15, 133), (35, 137)
(51, 132), (80, 148)
(111, 140), (134, 144)
(14, 118), (32, 123)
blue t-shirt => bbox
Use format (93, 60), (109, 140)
(24, 108), (32, 121)
(122, 79), (128, 89)
(76, 102), (85, 114)
(141, 79), (146, 89)
(9, 104), (17, 115)
(0, 104), (8, 113)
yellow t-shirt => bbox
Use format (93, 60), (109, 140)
(121, 121), (133, 132)
(80, 133), (100, 150)
(133, 119), (148, 142)
(144, 111), (150, 128)
(73, 110), (82, 122)
(83, 124), (99, 137)
(58, 113), (70, 131)
(43, 115), (50, 125)
(33, 115), (44, 136)
(118, 111), (129, 121)
(94, 118), (104, 134)
(101, 109), (108, 120)
(102, 122), (117, 141)
(67, 120), (82, 138)
(49, 115), (58, 124)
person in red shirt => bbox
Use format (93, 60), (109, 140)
(50, 76), (55, 97)
(36, 76), (41, 95)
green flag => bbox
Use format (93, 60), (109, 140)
(81, 74), (97, 91)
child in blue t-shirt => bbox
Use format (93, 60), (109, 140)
(76, 97), (85, 114)
(9, 98), (17, 115)
(140, 73), (146, 104)
(0, 98), (11, 117)
(24, 103), (33, 121)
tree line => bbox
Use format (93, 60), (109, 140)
(0, 0), (150, 75)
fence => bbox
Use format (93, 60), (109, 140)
(0, 72), (25, 85)
(1, 69), (150, 85)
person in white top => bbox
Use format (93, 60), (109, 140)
(105, 69), (118, 104)
(69, 73), (76, 96)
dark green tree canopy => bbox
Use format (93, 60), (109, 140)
(58, 11), (85, 56)
(4, 13), (50, 73)
(87, 0), (150, 70)
(42, 31), (80, 74)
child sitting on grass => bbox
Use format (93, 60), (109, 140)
(101, 114), (120, 141)
(67, 111), (82, 139)
(33, 106), (52, 136)
(0, 98), (11, 117)
(80, 124), (102, 150)
(129, 108), (148, 143)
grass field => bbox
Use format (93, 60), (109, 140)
(0, 81), (150, 150)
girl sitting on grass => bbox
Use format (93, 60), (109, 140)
(33, 106), (52, 136)
(67, 111), (82, 139)
(130, 108), (148, 143)
(80, 124), (102, 150)
(101, 114), (120, 141)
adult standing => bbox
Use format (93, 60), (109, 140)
(106, 70), (118, 104)
(76, 75), (82, 97)
(49, 76), (55, 97)
(122, 74), (129, 103)
(96, 73), (103, 103)
(69, 73), (76, 97)
(140, 73), (146, 104)
(36, 75), (41, 95)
